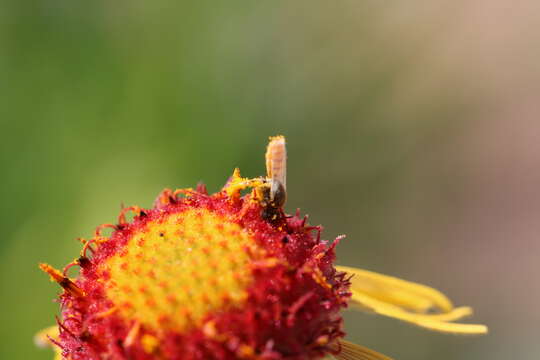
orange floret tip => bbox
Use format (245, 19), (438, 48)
(40, 180), (350, 360)
(40, 263), (85, 298)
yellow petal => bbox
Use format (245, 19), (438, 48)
(35, 325), (63, 360)
(349, 302), (473, 323)
(34, 325), (59, 348)
(417, 306), (473, 322)
(351, 290), (487, 334)
(336, 265), (453, 313)
(327, 339), (393, 360)
(336, 265), (488, 335)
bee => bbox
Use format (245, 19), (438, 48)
(260, 136), (287, 221)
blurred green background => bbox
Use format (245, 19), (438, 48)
(2, 1), (538, 359)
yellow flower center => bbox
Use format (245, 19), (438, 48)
(100, 208), (258, 332)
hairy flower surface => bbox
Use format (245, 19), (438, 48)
(37, 136), (487, 360)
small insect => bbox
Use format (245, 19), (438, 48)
(261, 135), (287, 220)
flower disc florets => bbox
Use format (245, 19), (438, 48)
(43, 181), (350, 360)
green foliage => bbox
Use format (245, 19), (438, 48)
(0, 2), (474, 359)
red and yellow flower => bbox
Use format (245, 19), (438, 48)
(37, 136), (487, 360)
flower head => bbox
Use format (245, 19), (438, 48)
(37, 136), (487, 360)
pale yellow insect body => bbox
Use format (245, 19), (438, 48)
(265, 135), (287, 205)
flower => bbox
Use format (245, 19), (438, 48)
(37, 136), (487, 360)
